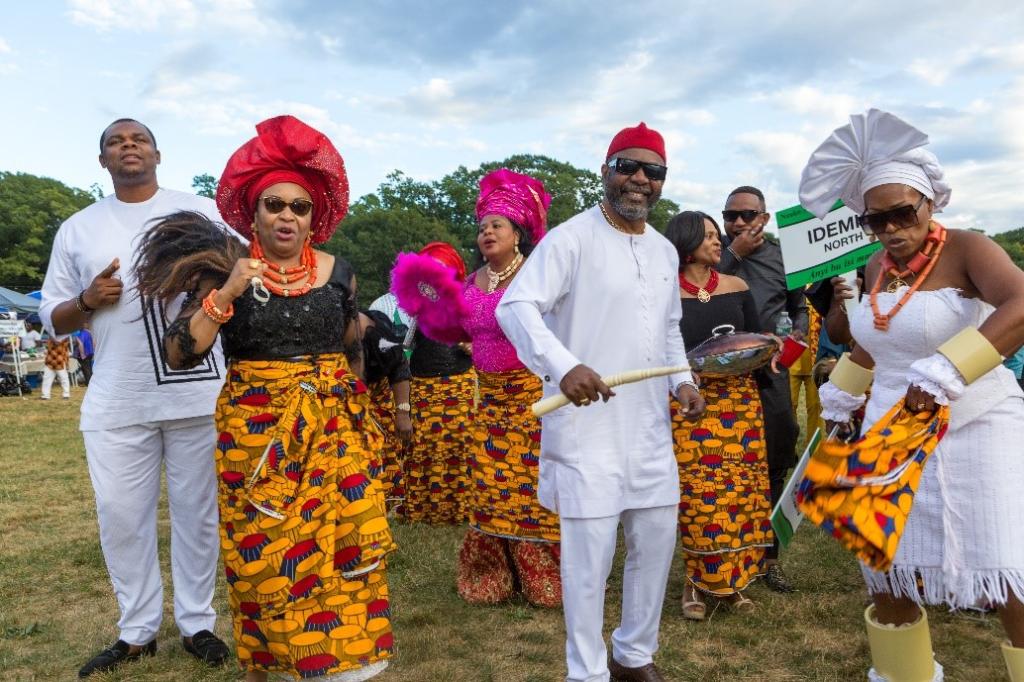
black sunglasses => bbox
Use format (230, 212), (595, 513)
(856, 195), (926, 235)
(260, 195), (314, 217)
(722, 209), (764, 224)
(608, 157), (667, 182)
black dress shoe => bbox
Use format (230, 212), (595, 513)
(609, 658), (667, 682)
(183, 629), (229, 666)
(764, 563), (796, 593)
(78, 639), (156, 678)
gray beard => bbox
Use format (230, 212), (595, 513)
(611, 196), (650, 222)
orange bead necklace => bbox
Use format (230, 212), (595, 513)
(250, 235), (318, 298)
(869, 222), (947, 331)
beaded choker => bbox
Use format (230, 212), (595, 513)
(485, 251), (523, 293)
(250, 236), (318, 298)
(869, 223), (947, 331)
(679, 269), (719, 303)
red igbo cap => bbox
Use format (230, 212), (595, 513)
(475, 169), (552, 245)
(606, 122), (666, 164)
(216, 115), (349, 244)
(418, 242), (467, 281)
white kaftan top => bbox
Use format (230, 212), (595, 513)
(40, 189), (229, 432)
(496, 206), (693, 519)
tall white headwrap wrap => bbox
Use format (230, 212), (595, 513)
(798, 108), (951, 219)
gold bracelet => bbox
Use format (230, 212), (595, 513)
(829, 353), (873, 396)
(937, 327), (1003, 384)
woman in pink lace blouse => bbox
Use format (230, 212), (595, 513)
(454, 169), (562, 607)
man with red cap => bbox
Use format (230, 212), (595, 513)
(40, 118), (230, 677)
(497, 123), (705, 682)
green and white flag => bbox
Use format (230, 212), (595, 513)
(770, 427), (822, 548)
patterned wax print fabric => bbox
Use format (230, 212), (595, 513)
(367, 378), (405, 510)
(215, 355), (395, 679)
(44, 337), (70, 370)
(674, 374), (773, 595)
(402, 371), (475, 524)
(468, 368), (560, 542)
(796, 399), (949, 572)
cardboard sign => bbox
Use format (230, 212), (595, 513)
(776, 200), (881, 289)
(0, 319), (25, 337)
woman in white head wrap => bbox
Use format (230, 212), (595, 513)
(800, 109), (1024, 682)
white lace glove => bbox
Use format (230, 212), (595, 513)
(819, 381), (867, 423)
(906, 353), (966, 406)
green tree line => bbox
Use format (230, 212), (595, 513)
(4, 162), (1023, 305)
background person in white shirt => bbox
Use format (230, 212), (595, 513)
(18, 320), (42, 350)
(39, 118), (230, 678)
(497, 122), (704, 682)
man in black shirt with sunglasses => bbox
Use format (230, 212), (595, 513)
(717, 185), (808, 593)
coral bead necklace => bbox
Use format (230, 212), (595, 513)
(679, 268), (719, 303)
(869, 222), (947, 331)
(250, 235), (318, 298)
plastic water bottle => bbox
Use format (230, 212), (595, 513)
(775, 311), (793, 337)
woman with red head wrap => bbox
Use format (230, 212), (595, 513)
(392, 242), (475, 525)
(133, 115), (394, 682)
(392, 168), (561, 607)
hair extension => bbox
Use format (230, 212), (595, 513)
(132, 210), (248, 312)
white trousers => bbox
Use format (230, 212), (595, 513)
(561, 505), (678, 682)
(82, 416), (219, 644)
(42, 367), (69, 398)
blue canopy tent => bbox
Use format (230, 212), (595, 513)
(0, 287), (41, 314)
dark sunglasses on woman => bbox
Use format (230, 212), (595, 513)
(260, 195), (314, 217)
(856, 195), (927, 235)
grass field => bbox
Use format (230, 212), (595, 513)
(0, 388), (1010, 681)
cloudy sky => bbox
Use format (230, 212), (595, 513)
(2, 1), (1023, 232)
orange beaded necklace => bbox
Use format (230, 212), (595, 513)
(250, 234), (318, 298)
(869, 222), (947, 331)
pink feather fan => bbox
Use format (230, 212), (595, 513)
(390, 252), (468, 344)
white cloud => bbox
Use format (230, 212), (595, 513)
(68, 0), (200, 31)
(67, 0), (269, 37)
(734, 130), (816, 180)
(0, 37), (11, 54)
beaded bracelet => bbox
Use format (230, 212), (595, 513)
(201, 289), (234, 324)
(75, 290), (96, 314)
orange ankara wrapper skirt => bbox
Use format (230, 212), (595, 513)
(795, 398), (949, 572)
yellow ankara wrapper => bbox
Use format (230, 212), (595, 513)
(795, 398), (949, 571)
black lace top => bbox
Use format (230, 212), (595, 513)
(408, 330), (472, 378)
(221, 257), (357, 361)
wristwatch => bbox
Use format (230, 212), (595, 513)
(396, 402), (411, 413)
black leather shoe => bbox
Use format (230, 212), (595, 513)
(183, 629), (229, 666)
(609, 658), (667, 682)
(78, 639), (156, 678)
(765, 563), (796, 593)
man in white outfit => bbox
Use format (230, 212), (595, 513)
(40, 119), (230, 678)
(497, 122), (705, 682)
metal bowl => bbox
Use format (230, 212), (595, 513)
(687, 325), (777, 377)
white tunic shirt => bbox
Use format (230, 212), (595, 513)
(496, 206), (693, 518)
(40, 188), (228, 431)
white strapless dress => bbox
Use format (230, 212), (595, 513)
(850, 287), (1024, 608)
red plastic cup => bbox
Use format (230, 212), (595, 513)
(777, 335), (809, 369)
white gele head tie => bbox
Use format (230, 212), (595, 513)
(798, 108), (951, 219)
